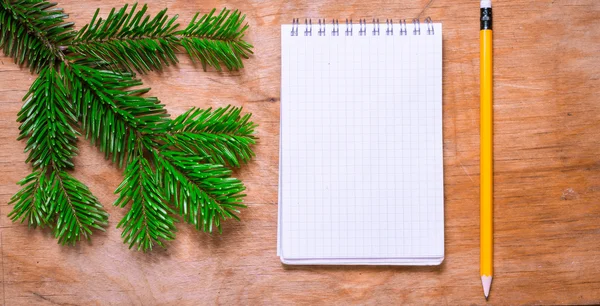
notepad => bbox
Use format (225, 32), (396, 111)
(278, 19), (444, 265)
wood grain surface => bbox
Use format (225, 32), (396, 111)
(1, 0), (599, 304)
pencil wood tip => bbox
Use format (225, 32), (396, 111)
(481, 275), (493, 299)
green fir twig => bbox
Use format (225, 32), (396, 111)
(69, 4), (253, 73)
(1, 0), (256, 251)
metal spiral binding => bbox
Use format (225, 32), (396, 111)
(399, 19), (407, 35)
(345, 19), (353, 36)
(371, 18), (380, 35)
(318, 19), (326, 36)
(425, 17), (434, 35)
(304, 18), (312, 36)
(291, 18), (299, 36)
(386, 19), (393, 35)
(412, 18), (421, 35)
(291, 17), (434, 37)
(331, 19), (339, 36)
(358, 19), (367, 36)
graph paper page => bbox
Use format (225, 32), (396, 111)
(279, 22), (443, 265)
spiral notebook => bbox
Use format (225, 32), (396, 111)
(278, 18), (444, 265)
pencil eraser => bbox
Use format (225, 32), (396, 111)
(480, 0), (492, 8)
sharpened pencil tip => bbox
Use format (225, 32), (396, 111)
(481, 275), (493, 299)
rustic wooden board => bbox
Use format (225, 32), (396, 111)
(1, 0), (599, 304)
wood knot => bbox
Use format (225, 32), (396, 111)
(561, 188), (578, 200)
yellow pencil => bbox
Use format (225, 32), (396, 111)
(480, 0), (494, 300)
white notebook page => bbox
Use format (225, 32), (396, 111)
(279, 22), (443, 264)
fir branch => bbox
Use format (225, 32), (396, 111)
(153, 149), (246, 233)
(164, 106), (257, 168)
(9, 51), (109, 243)
(10, 63), (77, 228)
(115, 143), (177, 251)
(64, 67), (254, 244)
(17, 64), (78, 169)
(69, 3), (180, 73)
(0, 0), (74, 71)
(8, 170), (50, 228)
(46, 169), (109, 245)
(69, 4), (253, 73)
(67, 63), (169, 166)
(179, 8), (253, 71)
(66, 64), (177, 250)
(10, 167), (110, 244)
(3, 1), (257, 251)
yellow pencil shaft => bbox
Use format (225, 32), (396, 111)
(480, 29), (493, 277)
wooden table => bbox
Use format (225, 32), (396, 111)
(1, 0), (599, 304)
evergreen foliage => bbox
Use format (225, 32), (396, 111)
(69, 4), (252, 73)
(1, 0), (256, 251)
